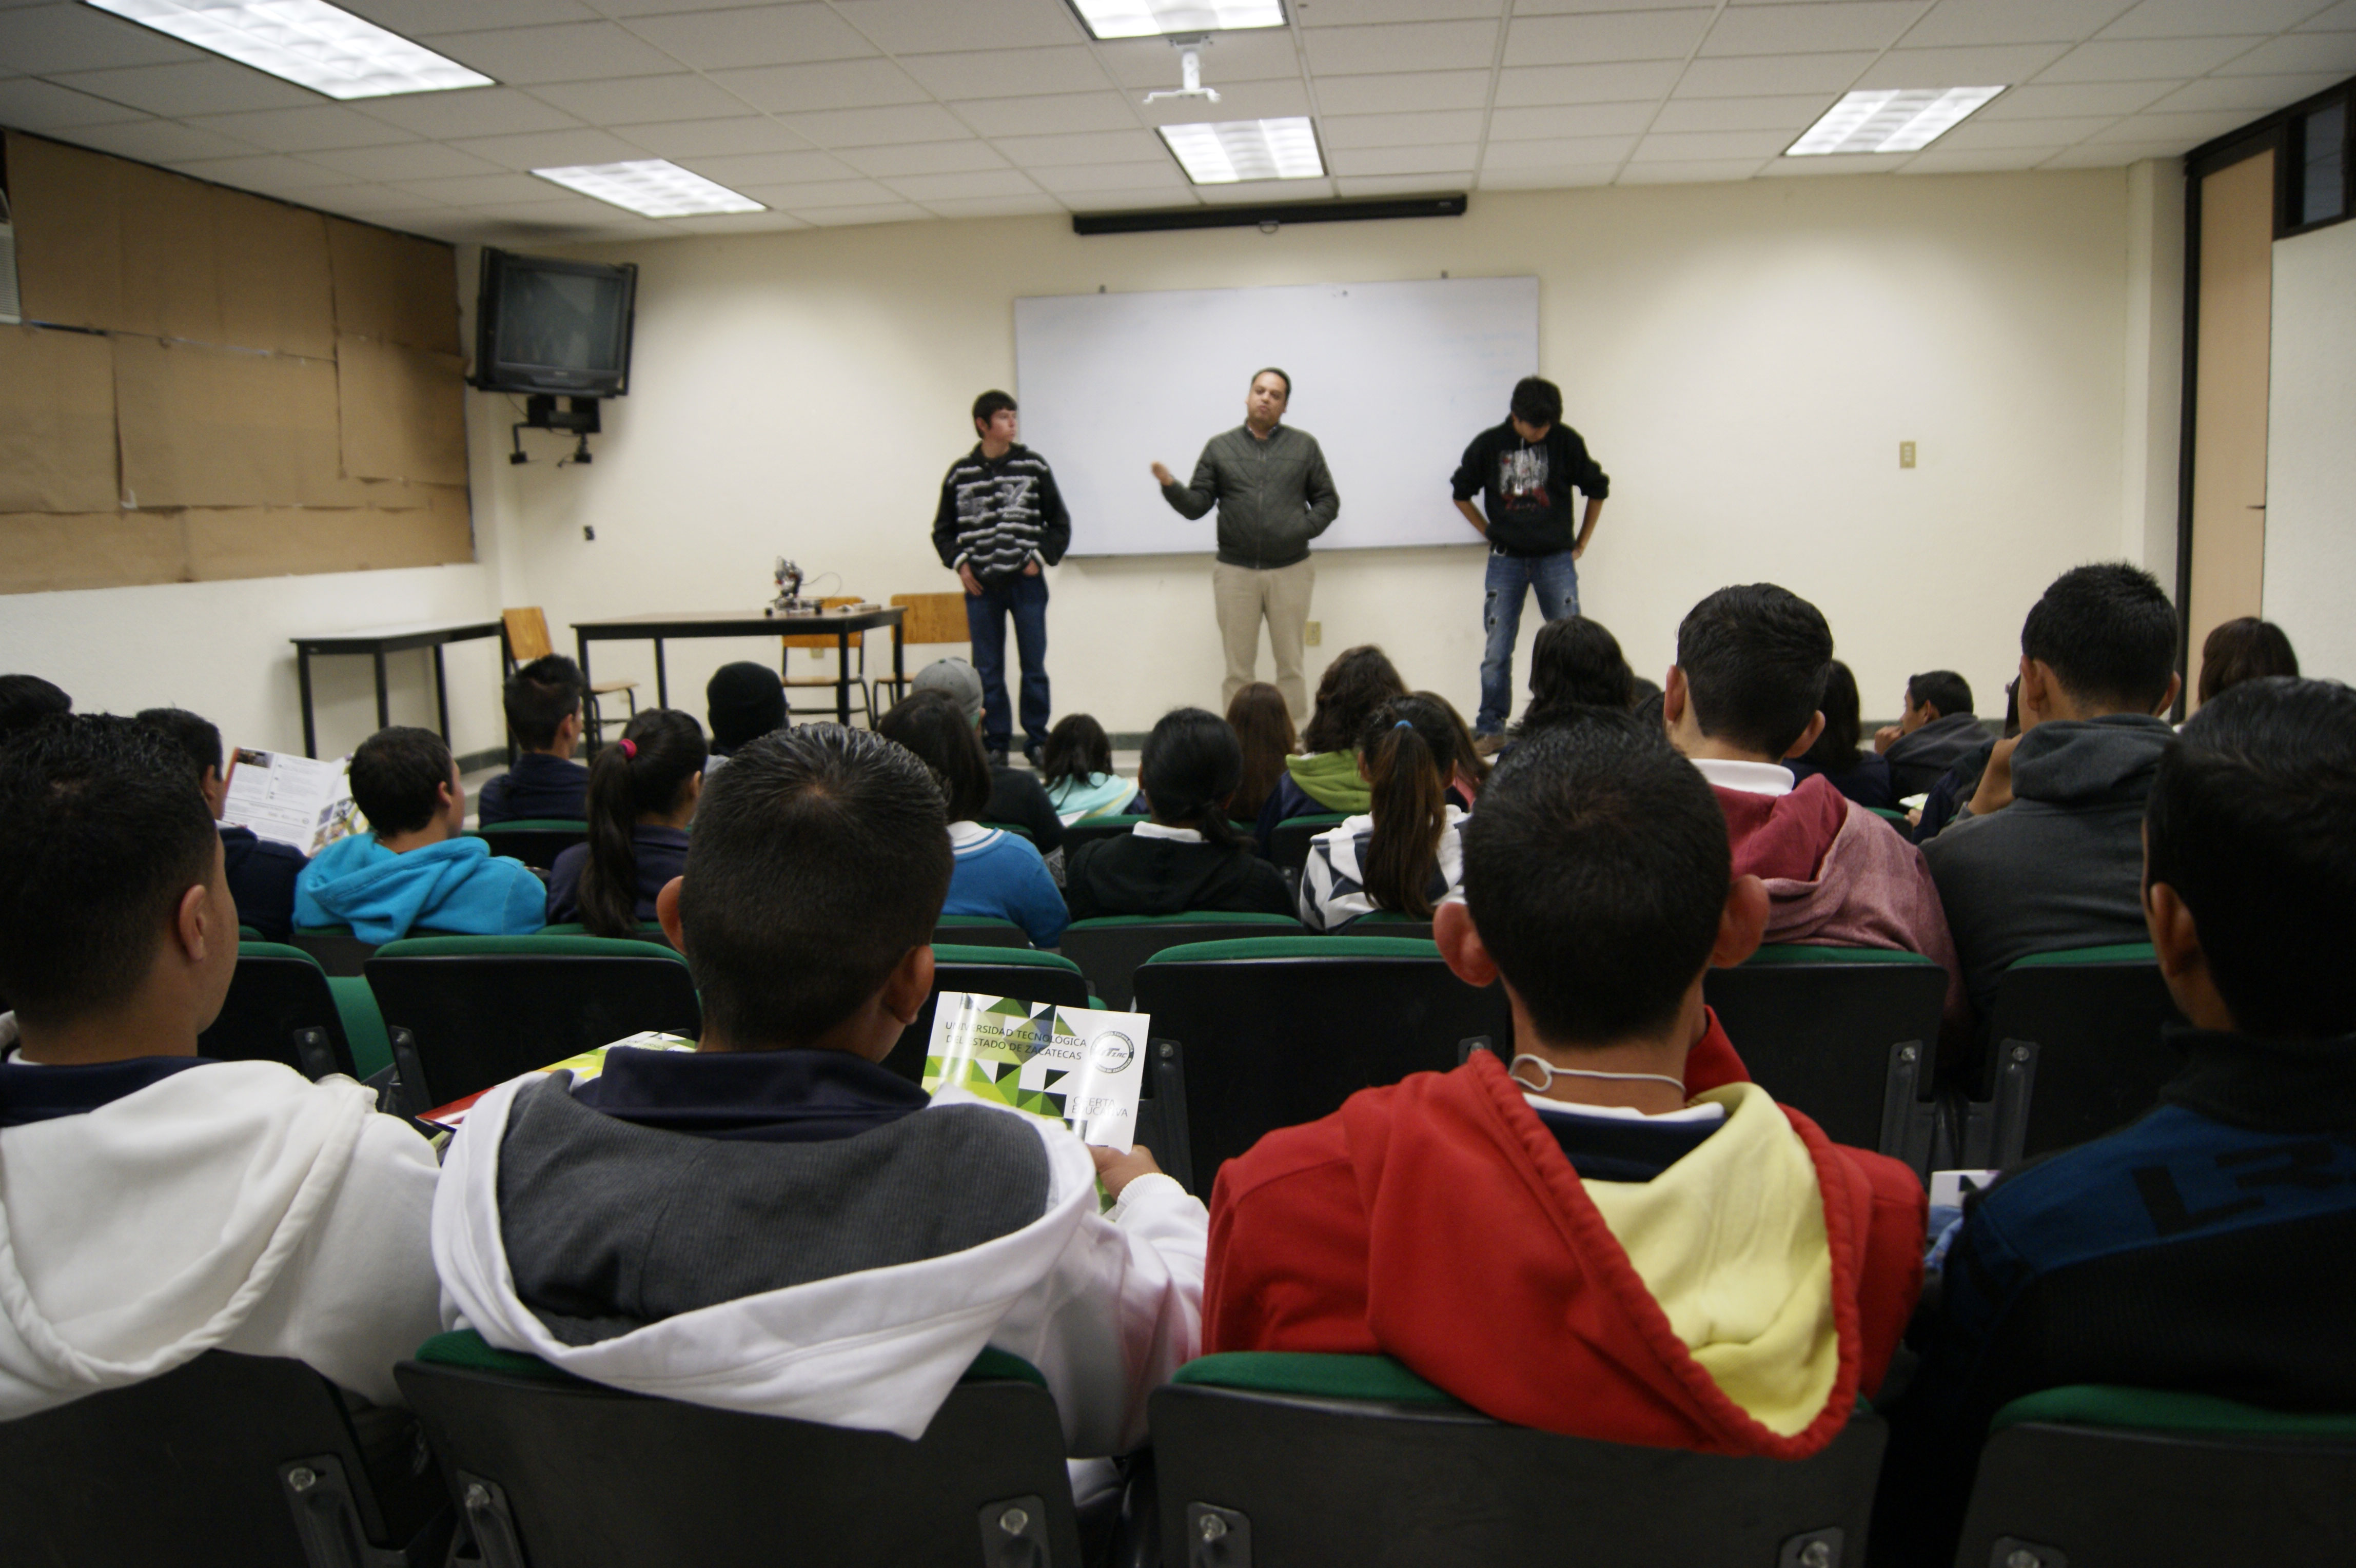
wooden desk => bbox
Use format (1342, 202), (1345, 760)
(572, 606), (907, 727)
(290, 620), (502, 758)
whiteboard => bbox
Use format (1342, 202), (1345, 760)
(1015, 277), (1538, 556)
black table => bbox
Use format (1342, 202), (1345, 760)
(290, 620), (502, 758)
(573, 606), (906, 727)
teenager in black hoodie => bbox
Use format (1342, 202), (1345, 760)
(1064, 709), (1291, 922)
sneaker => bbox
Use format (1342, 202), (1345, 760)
(1023, 742), (1045, 770)
(1473, 732), (1508, 758)
(987, 747), (1010, 767)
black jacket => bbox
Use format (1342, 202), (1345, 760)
(1064, 831), (1292, 921)
(932, 444), (1071, 585)
(222, 825), (308, 941)
(1450, 419), (1609, 557)
(477, 752), (588, 825)
(987, 766), (1063, 854)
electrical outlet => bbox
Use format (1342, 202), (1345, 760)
(1305, 620), (1322, 646)
(1899, 441), (1917, 469)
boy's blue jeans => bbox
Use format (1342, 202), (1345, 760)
(966, 572), (1050, 757)
(1477, 546), (1580, 735)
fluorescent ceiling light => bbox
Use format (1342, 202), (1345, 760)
(533, 160), (765, 218)
(1160, 118), (1323, 184)
(1070, 1), (1285, 41)
(1786, 87), (2006, 156)
(84, 0), (492, 100)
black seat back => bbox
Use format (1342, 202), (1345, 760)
(1059, 914), (1304, 1009)
(1976, 945), (2185, 1167)
(883, 946), (1093, 1084)
(200, 942), (359, 1081)
(468, 820), (588, 871)
(1268, 813), (1348, 875)
(932, 915), (1032, 949)
(1059, 813), (1148, 857)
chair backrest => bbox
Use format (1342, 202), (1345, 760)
(978, 820), (1035, 845)
(396, 1332), (1079, 1568)
(537, 920), (672, 949)
(1268, 812), (1348, 875)
(883, 945), (1092, 1084)
(933, 914), (1032, 949)
(199, 942), (359, 1081)
(1868, 805), (1910, 825)
(1132, 936), (1514, 1194)
(890, 591), (970, 648)
(502, 607), (554, 668)
(1151, 1353), (1886, 1567)
(1060, 913), (1305, 1010)
(779, 595), (864, 651)
(1343, 911), (1434, 943)
(365, 935), (699, 1113)
(468, 818), (589, 872)
(1955, 1385), (2356, 1568)
(1701, 945), (1947, 1171)
(0, 1349), (446, 1568)
(1058, 813), (1149, 856)
(1978, 944), (2186, 1167)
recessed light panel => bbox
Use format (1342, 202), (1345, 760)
(1160, 118), (1324, 184)
(1787, 87), (2006, 156)
(84, 0), (493, 100)
(1070, 1), (1285, 41)
(534, 161), (765, 218)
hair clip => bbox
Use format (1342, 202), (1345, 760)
(617, 738), (638, 759)
(1395, 719), (1414, 729)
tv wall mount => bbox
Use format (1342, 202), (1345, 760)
(509, 395), (600, 465)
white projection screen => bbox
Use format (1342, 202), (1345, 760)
(1015, 277), (1538, 557)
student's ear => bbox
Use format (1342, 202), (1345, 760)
(1434, 900), (1498, 989)
(880, 944), (936, 1027)
(682, 768), (704, 813)
(200, 765), (229, 819)
(1782, 710), (1827, 760)
(173, 882), (212, 964)
(655, 876), (688, 955)
(2016, 656), (2052, 726)
(2154, 672), (2182, 717)
(440, 774), (466, 830)
(1710, 874), (1770, 969)
(1662, 666), (1687, 731)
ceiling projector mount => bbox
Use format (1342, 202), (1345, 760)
(1143, 35), (1219, 105)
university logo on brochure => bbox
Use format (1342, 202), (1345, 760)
(922, 993), (1147, 1152)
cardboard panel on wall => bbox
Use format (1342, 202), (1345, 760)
(115, 336), (343, 509)
(326, 219), (461, 354)
(183, 488), (473, 580)
(0, 511), (188, 594)
(5, 132), (122, 332)
(117, 160), (224, 345)
(214, 189), (337, 360)
(0, 326), (120, 513)
(336, 334), (469, 485)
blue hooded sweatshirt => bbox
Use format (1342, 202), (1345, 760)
(294, 833), (547, 944)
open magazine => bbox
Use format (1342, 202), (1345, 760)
(922, 992), (1148, 1152)
(221, 748), (368, 856)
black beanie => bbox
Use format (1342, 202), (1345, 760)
(706, 662), (786, 754)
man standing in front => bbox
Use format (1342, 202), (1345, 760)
(1154, 368), (1340, 722)
(1451, 376), (1610, 747)
(933, 390), (1071, 767)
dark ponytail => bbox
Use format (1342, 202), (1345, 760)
(1357, 696), (1451, 918)
(579, 708), (706, 937)
(1140, 707), (1243, 848)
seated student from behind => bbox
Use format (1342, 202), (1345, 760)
(434, 726), (1207, 1457)
(295, 727), (546, 943)
(0, 717), (440, 1421)
(1254, 644), (1407, 853)
(478, 654), (588, 824)
(1298, 695), (1469, 932)
(139, 706), (308, 942)
(1064, 708), (1290, 922)
(1786, 661), (1896, 811)
(546, 709), (704, 936)
(912, 659), (1064, 855)
(703, 660), (786, 776)
(1880, 676), (2356, 1563)
(1873, 669), (1980, 801)
(1038, 714), (1138, 826)
(1207, 715), (1925, 1452)
(877, 690), (1068, 948)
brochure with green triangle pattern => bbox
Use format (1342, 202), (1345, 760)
(922, 991), (1147, 1151)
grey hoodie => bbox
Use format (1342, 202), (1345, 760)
(1921, 714), (2173, 1020)
(1883, 712), (1988, 800)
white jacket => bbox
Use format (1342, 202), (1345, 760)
(435, 1076), (1207, 1454)
(0, 1022), (443, 1420)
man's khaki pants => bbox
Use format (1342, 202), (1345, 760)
(1213, 557), (1316, 721)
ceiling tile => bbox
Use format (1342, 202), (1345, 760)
(1298, 0), (1502, 23)
(1615, 157), (1768, 182)
(1650, 93), (1829, 132)
(309, 141), (510, 180)
(991, 127), (1166, 165)
(1898, 145), (2065, 172)
(1477, 164), (1617, 189)
(1197, 175), (1337, 201)
(705, 57), (930, 113)
(1518, 0), (1743, 10)
(791, 202), (931, 225)
(60, 118), (260, 162)
(1095, 31), (1302, 88)
(531, 73), (751, 123)
(1325, 142), (1479, 174)
(784, 101), (971, 146)
(1301, 19), (1502, 74)
(1136, 76), (1311, 122)
(1931, 114), (2111, 148)
(839, 139), (1010, 175)
(951, 89), (1139, 136)
(1972, 80), (2171, 117)
(880, 167), (1039, 201)
(618, 115), (815, 156)
(302, 182), (435, 214)
(2033, 35), (2268, 80)
(1630, 128), (1792, 160)
(420, 22), (686, 84)
(620, 4), (877, 69)
(1339, 171), (1487, 195)
(1699, 2), (1927, 58)
(729, 175), (894, 206)
(673, 147), (854, 181)
(1895, 0), (2136, 49)
(1496, 61), (1682, 104)
(167, 153), (364, 191)
(184, 105), (421, 152)
(2098, 0), (2335, 40)
(2300, 0), (2356, 27)
(343, 0), (596, 34)
(1481, 133), (1637, 165)
(1504, 9), (1712, 65)
(649, 212), (811, 234)
(1029, 160), (1187, 192)
(1057, 184), (1198, 208)
(0, 4), (204, 74)
(357, 210), (480, 239)
(1757, 150), (1914, 175)
(394, 170), (574, 205)
(1312, 69), (1491, 113)
(356, 87), (583, 138)
(49, 60), (318, 117)
(2086, 107), (2271, 144)
(2213, 32), (2356, 73)
(1487, 101), (1656, 138)
(1673, 52), (1877, 95)
(2145, 71), (2349, 112)
(1854, 43), (2071, 87)
(901, 45), (1110, 99)
(828, 0), (1082, 53)
(2041, 140), (2177, 165)
(919, 193), (1065, 217)
(446, 126), (653, 167)
(1319, 109), (1485, 147)
(0, 75), (150, 128)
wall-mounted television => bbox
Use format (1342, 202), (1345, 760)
(472, 249), (637, 398)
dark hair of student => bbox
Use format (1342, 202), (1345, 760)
(2020, 562), (2177, 714)
(1251, 366), (1290, 400)
(348, 726), (454, 837)
(504, 654), (585, 751)
(1040, 713), (1112, 795)
(1417, 689), (1489, 793)
(2196, 617), (2299, 706)
(0, 715), (219, 1026)
(1356, 695), (1455, 919)
(1509, 376), (1563, 428)
(579, 708), (707, 939)
(876, 690), (994, 824)
(2145, 677), (2356, 1041)
(1906, 670), (1973, 720)
(972, 389), (1017, 429)
(136, 707), (224, 782)
(1517, 615), (1634, 734)
(679, 726), (953, 1046)
(1465, 712), (1729, 1043)
(0, 675), (71, 739)
(1301, 644), (1407, 753)
(705, 661), (786, 754)
(1141, 708), (1244, 848)
(1675, 583), (1834, 759)
(1225, 681), (1296, 824)
(1798, 660), (1865, 773)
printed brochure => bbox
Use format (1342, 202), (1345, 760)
(922, 991), (1147, 1152)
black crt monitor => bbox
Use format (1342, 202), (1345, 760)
(473, 249), (638, 398)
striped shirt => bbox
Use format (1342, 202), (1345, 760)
(1297, 806), (1468, 932)
(931, 443), (1072, 584)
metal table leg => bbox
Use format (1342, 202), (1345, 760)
(372, 651), (390, 731)
(298, 645), (318, 758)
(432, 643), (452, 744)
(654, 639), (669, 708)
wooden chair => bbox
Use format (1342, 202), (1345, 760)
(503, 607), (637, 744)
(872, 592), (970, 711)
(780, 595), (873, 725)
